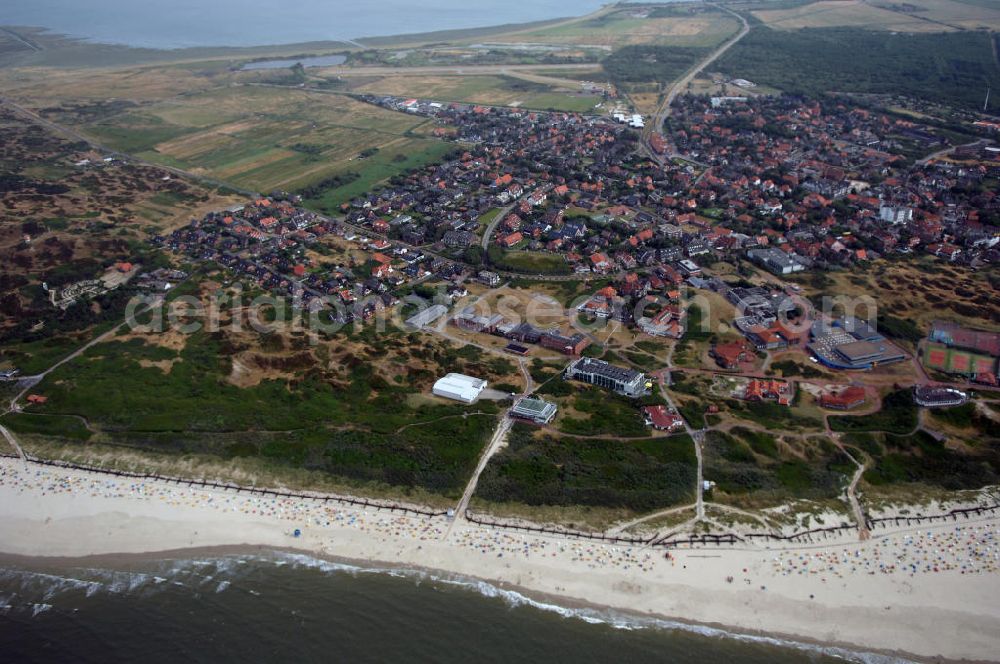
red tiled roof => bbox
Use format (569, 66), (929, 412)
(642, 405), (683, 431)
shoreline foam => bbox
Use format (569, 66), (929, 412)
(0, 458), (998, 662)
(0, 548), (913, 664)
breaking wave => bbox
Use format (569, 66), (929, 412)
(266, 552), (910, 664)
(0, 552), (913, 664)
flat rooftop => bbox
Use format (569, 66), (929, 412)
(570, 357), (642, 383)
(836, 340), (885, 363)
(513, 397), (555, 415)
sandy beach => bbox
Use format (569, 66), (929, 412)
(1, 457), (998, 662)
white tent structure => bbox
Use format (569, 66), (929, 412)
(432, 373), (487, 403)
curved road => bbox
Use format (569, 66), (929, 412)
(318, 63), (604, 78)
(641, 4), (750, 164)
(480, 203), (517, 252)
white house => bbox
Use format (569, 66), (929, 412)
(879, 205), (913, 225)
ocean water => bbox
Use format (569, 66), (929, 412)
(3, 0), (611, 49)
(0, 552), (908, 664)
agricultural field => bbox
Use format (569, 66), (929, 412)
(754, 0), (1000, 31)
(0, 59), (463, 203)
(341, 74), (605, 113)
(489, 5), (741, 49)
(870, 0), (1000, 30)
(75, 86), (451, 194)
(0, 60), (235, 108)
(752, 0), (951, 31)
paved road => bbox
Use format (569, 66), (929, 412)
(640, 4), (750, 164)
(318, 63), (605, 78)
(916, 139), (994, 166)
(3, 88), (607, 286)
(480, 203), (516, 252)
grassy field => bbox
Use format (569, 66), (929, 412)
(550, 386), (653, 438)
(703, 428), (854, 508)
(754, 0), (1000, 31)
(304, 141), (454, 212)
(343, 74), (604, 113)
(0, 335), (96, 375)
(884, 0), (1000, 29)
(0, 62), (234, 108)
(78, 87), (450, 193)
(475, 422), (697, 513)
(0, 413), (92, 441)
(9, 288), (533, 497)
(754, 0), (951, 31)
(487, 248), (572, 275)
(848, 427), (1000, 492)
(2, 68), (453, 201)
(490, 6), (740, 49)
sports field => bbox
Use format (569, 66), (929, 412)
(924, 343), (998, 375)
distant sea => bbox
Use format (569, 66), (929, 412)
(3, 0), (613, 49)
(0, 552), (905, 664)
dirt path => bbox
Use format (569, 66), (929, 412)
(445, 415), (513, 538)
(824, 414), (870, 540)
(0, 425), (26, 462)
(607, 504), (695, 535)
(655, 346), (706, 520)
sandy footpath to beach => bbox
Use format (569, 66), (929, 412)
(0, 458), (998, 662)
